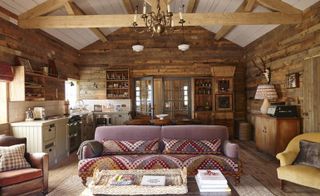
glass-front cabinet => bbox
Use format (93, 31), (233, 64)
(134, 77), (154, 117)
(163, 78), (191, 120)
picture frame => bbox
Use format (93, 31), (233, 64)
(215, 94), (233, 111)
(17, 57), (33, 72)
(215, 77), (233, 93)
(287, 73), (299, 89)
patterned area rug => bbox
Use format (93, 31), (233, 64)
(48, 175), (275, 196)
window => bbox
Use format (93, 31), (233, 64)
(0, 81), (8, 124)
(65, 79), (78, 108)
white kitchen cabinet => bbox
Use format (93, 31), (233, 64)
(11, 118), (69, 167)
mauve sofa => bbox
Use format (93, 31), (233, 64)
(78, 125), (241, 185)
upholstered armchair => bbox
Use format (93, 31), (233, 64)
(0, 135), (48, 196)
(276, 133), (320, 190)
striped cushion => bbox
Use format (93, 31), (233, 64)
(0, 144), (31, 172)
(163, 138), (221, 154)
(102, 139), (159, 155)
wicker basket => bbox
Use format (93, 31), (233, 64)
(88, 168), (188, 195)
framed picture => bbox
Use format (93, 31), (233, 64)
(287, 73), (299, 88)
(215, 94), (233, 111)
(17, 57), (33, 72)
(215, 78), (233, 93)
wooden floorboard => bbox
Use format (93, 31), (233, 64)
(48, 141), (320, 195)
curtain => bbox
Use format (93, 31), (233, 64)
(0, 64), (13, 81)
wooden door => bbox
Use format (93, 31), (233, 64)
(264, 118), (276, 155)
(303, 57), (320, 132)
(255, 116), (266, 151)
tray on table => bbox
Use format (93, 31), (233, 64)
(88, 167), (188, 195)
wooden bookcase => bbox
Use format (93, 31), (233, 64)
(10, 66), (65, 101)
(106, 69), (130, 99)
(193, 77), (214, 124)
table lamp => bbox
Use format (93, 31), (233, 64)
(254, 84), (278, 114)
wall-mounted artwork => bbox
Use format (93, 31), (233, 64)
(287, 73), (299, 89)
(215, 94), (233, 111)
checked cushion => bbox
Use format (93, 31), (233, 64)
(163, 138), (221, 154)
(78, 154), (239, 179)
(102, 139), (159, 155)
(0, 144), (31, 172)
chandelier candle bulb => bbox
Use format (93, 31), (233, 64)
(167, 4), (171, 12)
(143, 2), (147, 14)
(134, 14), (137, 23)
(179, 12), (183, 20)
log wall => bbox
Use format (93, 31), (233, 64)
(78, 27), (246, 119)
(245, 2), (320, 132)
(0, 18), (79, 79)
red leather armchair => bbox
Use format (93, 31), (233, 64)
(0, 135), (48, 196)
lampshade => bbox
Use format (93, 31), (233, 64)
(254, 84), (278, 100)
(132, 44), (144, 52)
(178, 43), (190, 51)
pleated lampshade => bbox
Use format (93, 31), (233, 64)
(254, 84), (278, 100)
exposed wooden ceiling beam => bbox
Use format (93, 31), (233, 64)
(257, 0), (301, 14)
(215, 0), (256, 40)
(186, 0), (199, 13)
(18, 12), (302, 29)
(64, 2), (107, 42)
(0, 6), (18, 24)
(19, 0), (72, 19)
(122, 0), (134, 14)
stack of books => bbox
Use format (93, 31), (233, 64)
(195, 170), (231, 192)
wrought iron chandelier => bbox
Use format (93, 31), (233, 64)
(132, 0), (177, 36)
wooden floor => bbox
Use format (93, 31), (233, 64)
(48, 141), (320, 196)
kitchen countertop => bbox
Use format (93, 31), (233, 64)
(11, 116), (68, 126)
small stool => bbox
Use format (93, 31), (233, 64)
(238, 122), (251, 141)
(96, 114), (111, 127)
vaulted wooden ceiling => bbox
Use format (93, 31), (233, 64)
(0, 0), (318, 49)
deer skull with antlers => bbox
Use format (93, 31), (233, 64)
(251, 56), (271, 83)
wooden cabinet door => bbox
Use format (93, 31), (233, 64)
(255, 116), (265, 151)
(264, 118), (277, 155)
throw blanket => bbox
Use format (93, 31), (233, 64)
(77, 140), (103, 160)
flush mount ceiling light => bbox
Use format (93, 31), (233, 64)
(132, 43), (144, 52)
(178, 43), (190, 51)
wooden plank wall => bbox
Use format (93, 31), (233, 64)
(0, 123), (10, 135)
(78, 26), (246, 120)
(0, 17), (79, 79)
(245, 1), (320, 132)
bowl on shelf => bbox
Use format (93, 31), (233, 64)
(156, 114), (168, 120)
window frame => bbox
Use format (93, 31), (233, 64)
(0, 81), (9, 124)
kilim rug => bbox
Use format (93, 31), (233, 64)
(48, 175), (275, 196)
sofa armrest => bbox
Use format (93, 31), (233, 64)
(223, 140), (239, 159)
(26, 152), (48, 193)
(77, 140), (103, 160)
(276, 151), (298, 167)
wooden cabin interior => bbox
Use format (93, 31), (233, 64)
(0, 0), (320, 195)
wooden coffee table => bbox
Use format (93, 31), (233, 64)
(185, 177), (238, 196)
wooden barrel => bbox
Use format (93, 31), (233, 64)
(238, 122), (251, 141)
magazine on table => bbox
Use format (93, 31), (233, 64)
(140, 175), (166, 186)
(110, 174), (135, 186)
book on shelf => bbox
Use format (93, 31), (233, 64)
(109, 174), (135, 186)
(140, 175), (166, 186)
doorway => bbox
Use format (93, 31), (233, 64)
(134, 77), (154, 117)
(163, 78), (191, 120)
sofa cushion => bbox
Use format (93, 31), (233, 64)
(78, 154), (238, 179)
(294, 140), (320, 169)
(162, 138), (221, 155)
(0, 144), (31, 172)
(102, 139), (159, 155)
(0, 168), (42, 186)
